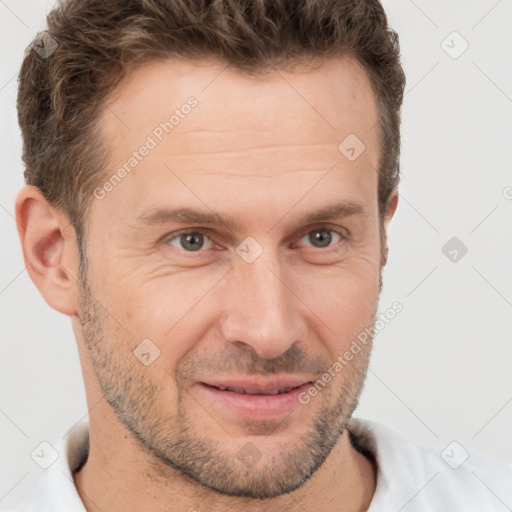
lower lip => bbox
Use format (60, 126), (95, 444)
(198, 382), (312, 420)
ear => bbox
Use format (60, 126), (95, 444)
(380, 189), (399, 267)
(15, 185), (80, 316)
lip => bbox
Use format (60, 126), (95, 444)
(198, 378), (314, 421)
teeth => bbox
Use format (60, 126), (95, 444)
(216, 386), (296, 395)
(242, 389), (261, 395)
(230, 387), (247, 394)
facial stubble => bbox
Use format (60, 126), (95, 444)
(76, 256), (379, 500)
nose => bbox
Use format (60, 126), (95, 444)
(219, 252), (305, 360)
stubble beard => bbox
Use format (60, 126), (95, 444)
(77, 263), (378, 500)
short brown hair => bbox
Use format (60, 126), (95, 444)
(18, 0), (405, 249)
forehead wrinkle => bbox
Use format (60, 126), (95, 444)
(176, 168), (331, 179)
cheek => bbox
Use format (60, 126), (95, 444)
(109, 271), (224, 369)
(295, 260), (380, 342)
(104, 259), (215, 320)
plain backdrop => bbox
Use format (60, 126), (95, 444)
(1, 0), (511, 508)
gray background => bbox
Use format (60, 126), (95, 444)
(1, 0), (511, 508)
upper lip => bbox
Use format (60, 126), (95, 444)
(201, 377), (313, 394)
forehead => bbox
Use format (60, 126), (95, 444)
(94, 56), (380, 228)
(102, 56), (378, 150)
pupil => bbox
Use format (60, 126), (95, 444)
(310, 229), (332, 248)
(181, 233), (204, 251)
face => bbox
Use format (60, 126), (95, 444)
(76, 56), (386, 499)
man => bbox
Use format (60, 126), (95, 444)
(11, 0), (510, 510)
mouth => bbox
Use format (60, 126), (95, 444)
(197, 379), (314, 420)
(202, 383), (306, 395)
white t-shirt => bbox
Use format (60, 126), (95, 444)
(8, 418), (512, 512)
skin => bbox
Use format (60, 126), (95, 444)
(16, 56), (398, 512)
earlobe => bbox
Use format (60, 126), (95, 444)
(15, 185), (79, 316)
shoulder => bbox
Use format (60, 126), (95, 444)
(349, 418), (512, 512)
(6, 421), (89, 512)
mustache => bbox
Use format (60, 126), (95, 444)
(177, 343), (329, 380)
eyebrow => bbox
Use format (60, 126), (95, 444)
(135, 200), (366, 233)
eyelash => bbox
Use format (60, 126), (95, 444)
(163, 226), (347, 253)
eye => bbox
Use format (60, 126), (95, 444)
(163, 226), (345, 254)
(297, 228), (343, 249)
(165, 229), (215, 252)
